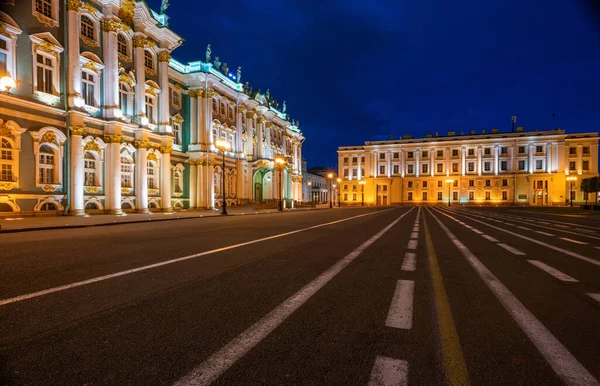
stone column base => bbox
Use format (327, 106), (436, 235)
(107, 209), (124, 215)
(137, 208), (150, 214)
(69, 209), (86, 216)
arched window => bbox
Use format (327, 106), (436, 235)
(147, 160), (158, 189)
(212, 99), (218, 114)
(174, 171), (183, 193)
(81, 71), (96, 106)
(120, 154), (134, 188)
(80, 15), (95, 40)
(85, 202), (98, 210)
(214, 170), (221, 195)
(117, 34), (128, 57)
(228, 173), (236, 195)
(41, 202), (57, 211)
(144, 50), (153, 71)
(0, 138), (14, 182)
(38, 144), (55, 184)
(84, 152), (96, 186)
(220, 102), (226, 117)
(119, 82), (129, 115)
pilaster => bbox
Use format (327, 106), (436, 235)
(69, 125), (86, 215)
(158, 50), (171, 133)
(160, 144), (173, 212)
(134, 140), (149, 213)
(102, 18), (120, 119)
(67, 5), (83, 108)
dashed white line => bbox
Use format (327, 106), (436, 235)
(471, 229), (484, 234)
(410, 232), (419, 239)
(407, 239), (418, 250)
(560, 238), (588, 245)
(497, 243), (526, 256)
(369, 356), (408, 386)
(535, 231), (555, 236)
(527, 260), (579, 282)
(412, 227), (419, 232)
(517, 226), (532, 231)
(587, 293), (600, 304)
(385, 280), (414, 330)
(427, 208), (598, 385)
(504, 222), (516, 226)
(401, 252), (416, 272)
(482, 235), (500, 243)
(173, 209), (413, 386)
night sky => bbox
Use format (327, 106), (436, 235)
(150, 0), (600, 169)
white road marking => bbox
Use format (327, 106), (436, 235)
(471, 229), (484, 234)
(536, 231), (555, 236)
(412, 227), (419, 232)
(560, 238), (588, 245)
(410, 232), (419, 239)
(173, 210), (413, 386)
(517, 226), (532, 231)
(369, 356), (408, 386)
(401, 252), (416, 272)
(385, 280), (414, 330)
(587, 293), (600, 303)
(427, 208), (598, 386)
(504, 222), (516, 226)
(482, 235), (499, 243)
(0, 208), (402, 308)
(436, 209), (600, 268)
(527, 260), (579, 282)
(497, 243), (526, 256)
(407, 239), (418, 250)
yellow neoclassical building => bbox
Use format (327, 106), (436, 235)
(338, 128), (598, 206)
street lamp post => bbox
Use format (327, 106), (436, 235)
(566, 176), (577, 207)
(307, 181), (312, 203)
(445, 179), (454, 207)
(274, 154), (287, 212)
(337, 178), (341, 207)
(359, 180), (366, 206)
(215, 140), (230, 215)
(327, 172), (334, 208)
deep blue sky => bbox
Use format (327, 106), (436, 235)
(150, 0), (600, 169)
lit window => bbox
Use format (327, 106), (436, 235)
(117, 34), (128, 57)
(0, 39), (8, 77)
(81, 71), (96, 106)
(174, 171), (183, 193)
(120, 155), (134, 188)
(172, 122), (181, 145)
(36, 53), (54, 94)
(0, 138), (14, 182)
(38, 144), (55, 184)
(147, 160), (158, 189)
(35, 0), (53, 18)
(84, 152), (96, 186)
(144, 50), (154, 71)
(145, 94), (156, 124)
(80, 15), (95, 40)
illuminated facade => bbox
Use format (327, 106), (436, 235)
(338, 128), (598, 206)
(0, 0), (303, 215)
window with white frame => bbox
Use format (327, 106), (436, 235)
(172, 122), (181, 145)
(500, 160), (507, 171)
(536, 160), (543, 170)
(484, 161), (491, 172)
(468, 162), (474, 172)
(144, 50), (154, 71)
(35, 0), (54, 18)
(212, 98), (218, 114)
(0, 138), (14, 182)
(145, 94), (156, 124)
(437, 163), (443, 173)
(518, 160), (526, 171)
(35, 53), (55, 94)
(80, 15), (95, 41)
(379, 165), (385, 175)
(84, 152), (97, 186)
(117, 34), (128, 57)
(422, 163), (428, 174)
(147, 161), (158, 189)
(120, 155), (134, 188)
(81, 70), (96, 106)
(119, 82), (130, 115)
(38, 144), (55, 184)
(220, 102), (226, 117)
(407, 164), (414, 174)
(174, 171), (183, 193)
(0, 39), (8, 77)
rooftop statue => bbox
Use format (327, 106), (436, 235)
(214, 56), (221, 70)
(282, 101), (287, 113)
(237, 66), (242, 82)
(222, 62), (228, 75)
(206, 44), (211, 62)
(160, 0), (169, 13)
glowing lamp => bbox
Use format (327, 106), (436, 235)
(359, 180), (366, 185)
(327, 173), (333, 179)
(0, 76), (16, 93)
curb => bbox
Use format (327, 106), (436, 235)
(0, 207), (324, 234)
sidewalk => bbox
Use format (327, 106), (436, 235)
(0, 205), (322, 233)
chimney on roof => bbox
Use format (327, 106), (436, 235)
(426, 133), (433, 138)
(435, 131), (438, 137)
(516, 126), (524, 132)
(491, 128), (498, 134)
(403, 134), (412, 139)
(448, 131), (455, 136)
(470, 130), (476, 135)
(481, 129), (486, 134)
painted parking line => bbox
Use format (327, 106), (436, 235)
(407, 239), (418, 250)
(368, 356), (408, 386)
(517, 226), (532, 231)
(535, 231), (555, 236)
(482, 235), (499, 243)
(527, 260), (579, 282)
(428, 209), (598, 386)
(401, 252), (416, 272)
(560, 238), (588, 245)
(410, 232), (419, 239)
(173, 209), (414, 386)
(385, 280), (415, 330)
(587, 293), (600, 304)
(497, 243), (526, 256)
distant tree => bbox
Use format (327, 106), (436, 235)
(580, 178), (590, 204)
(581, 176), (600, 204)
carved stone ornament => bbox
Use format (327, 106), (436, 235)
(246, 111), (255, 119)
(67, 0), (83, 11)
(41, 132), (57, 144)
(121, 187), (132, 195)
(35, 13), (58, 28)
(42, 185), (58, 192)
(146, 87), (157, 97)
(83, 61), (100, 74)
(81, 35), (99, 47)
(188, 89), (203, 98)
(84, 186), (101, 194)
(159, 146), (173, 154)
(148, 189), (159, 196)
(145, 67), (156, 76)
(82, 3), (101, 16)
(118, 53), (132, 63)
(102, 19), (121, 33)
(158, 51), (171, 63)
(134, 140), (150, 149)
(119, 0), (135, 26)
(118, 73), (135, 87)
(0, 23), (7, 38)
(257, 117), (265, 124)
(132, 36), (146, 48)
(84, 141), (100, 152)
(36, 40), (56, 53)
(0, 182), (17, 191)
(69, 126), (87, 136)
(103, 134), (123, 144)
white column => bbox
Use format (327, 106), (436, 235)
(415, 150), (420, 177)
(67, 4), (82, 108)
(461, 147), (466, 176)
(445, 148), (450, 176)
(189, 163), (196, 209)
(400, 149), (404, 177)
(477, 146), (482, 176)
(546, 143), (552, 173)
(257, 117), (264, 158)
(245, 112), (255, 157)
(293, 142), (298, 173)
(577, 144), (583, 174)
(387, 151), (392, 177)
(199, 91), (209, 150)
(357, 155), (363, 179)
(105, 136), (122, 215)
(494, 145), (499, 175)
(197, 163), (205, 208)
(135, 144), (148, 213)
(158, 51), (171, 132)
(160, 147), (172, 212)
(69, 127), (85, 215)
(553, 142), (558, 173)
(430, 150), (434, 176)
(189, 92), (197, 144)
(102, 21), (119, 119)
(133, 36), (146, 119)
(208, 165), (215, 208)
(511, 145), (517, 173)
(529, 144), (534, 174)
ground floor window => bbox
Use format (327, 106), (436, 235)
(469, 191), (474, 200)
(485, 191), (491, 200)
(502, 191), (508, 200)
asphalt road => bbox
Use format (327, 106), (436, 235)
(0, 206), (599, 385)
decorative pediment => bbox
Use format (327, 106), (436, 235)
(0, 12), (22, 38)
(171, 113), (184, 124)
(30, 32), (64, 53)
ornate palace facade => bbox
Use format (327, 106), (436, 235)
(338, 128), (598, 206)
(0, 0), (304, 215)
